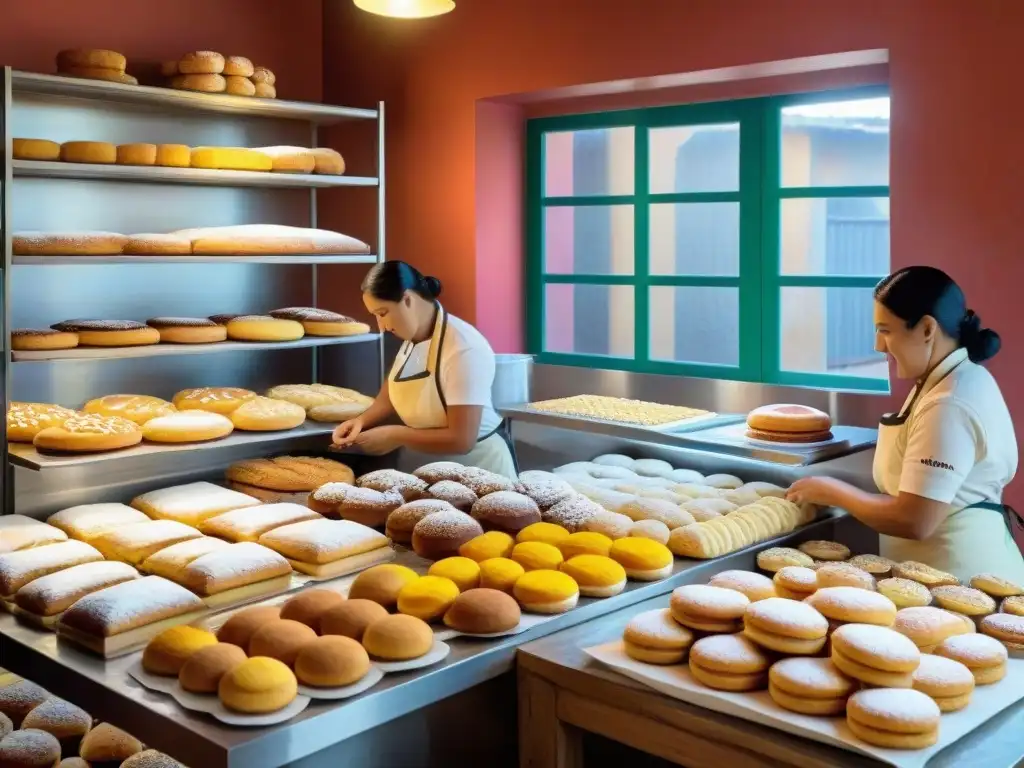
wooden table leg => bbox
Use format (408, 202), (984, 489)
(518, 666), (584, 768)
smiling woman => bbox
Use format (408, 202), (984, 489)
(331, 261), (518, 478)
(788, 266), (1024, 583)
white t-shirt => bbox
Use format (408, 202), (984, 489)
(396, 313), (503, 438)
(897, 347), (1017, 509)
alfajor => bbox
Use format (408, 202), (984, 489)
(622, 608), (695, 664)
(609, 537), (673, 581)
(830, 623), (921, 688)
(891, 606), (974, 651)
(935, 632), (1008, 685)
(743, 597), (828, 655)
(815, 562), (875, 591)
(708, 570), (775, 602)
(768, 657), (856, 716)
(980, 612), (1024, 652)
(688, 633), (771, 692)
(560, 554), (626, 598)
(912, 654), (975, 712)
(806, 587), (897, 627)
(772, 565), (818, 600)
(846, 688), (940, 749)
(670, 584), (749, 633)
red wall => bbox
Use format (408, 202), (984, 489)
(0, 0), (324, 102)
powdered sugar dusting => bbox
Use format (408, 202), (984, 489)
(357, 470), (428, 496)
(413, 461), (466, 483)
(981, 612), (1024, 638)
(808, 586), (896, 619)
(672, 584), (750, 617)
(774, 566), (818, 591)
(0, 540), (103, 595)
(937, 633), (1008, 665)
(848, 688), (940, 728)
(389, 499), (455, 529)
(22, 696), (91, 732)
(770, 657), (855, 694)
(543, 494), (602, 532)
(913, 654), (974, 689)
(143, 537), (231, 569)
(61, 575), (203, 636)
(0, 515), (47, 530)
(690, 633), (769, 672)
(184, 542), (290, 587)
(201, 503), (317, 541)
(427, 481), (478, 510)
(833, 623), (921, 665)
(413, 509), (483, 540)
(134, 482), (260, 519)
(52, 319), (147, 331)
(625, 608), (692, 643)
(15, 560), (138, 610)
(0, 729), (59, 762)
(747, 597), (828, 635)
(710, 570), (774, 593)
(471, 492), (540, 521)
(260, 518), (387, 562)
(48, 503), (149, 537)
(312, 483), (403, 511)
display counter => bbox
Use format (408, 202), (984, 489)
(517, 572), (1024, 768)
(0, 517), (846, 767)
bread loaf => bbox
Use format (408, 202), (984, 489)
(179, 542), (291, 596)
(264, 384), (373, 411)
(140, 537), (231, 579)
(12, 138), (60, 161)
(60, 576), (204, 637)
(225, 76), (256, 97)
(13, 231), (127, 256)
(226, 455), (355, 491)
(90, 520), (203, 565)
(173, 224), (371, 255)
(190, 147), (272, 172)
(259, 518), (388, 565)
(257, 146), (316, 173)
(0, 540), (103, 597)
(0, 522), (67, 555)
(47, 503), (150, 541)
(199, 502), (320, 543)
(310, 148), (345, 175)
(14, 561), (139, 617)
(131, 481), (261, 525)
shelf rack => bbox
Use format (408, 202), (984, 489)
(1, 67), (386, 511)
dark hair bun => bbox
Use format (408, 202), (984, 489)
(422, 276), (443, 299)
(961, 311), (1000, 363)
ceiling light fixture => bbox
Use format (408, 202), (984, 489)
(353, 0), (455, 19)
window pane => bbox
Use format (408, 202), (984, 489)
(545, 284), (634, 358)
(544, 205), (633, 275)
(650, 286), (739, 366)
(649, 123), (739, 194)
(543, 127), (635, 197)
(780, 197), (889, 276)
(650, 202), (739, 276)
(780, 287), (887, 379)
(781, 97), (890, 187)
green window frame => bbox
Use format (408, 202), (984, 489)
(525, 85), (890, 393)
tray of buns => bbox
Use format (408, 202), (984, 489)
(583, 542), (1024, 768)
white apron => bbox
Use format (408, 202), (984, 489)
(388, 304), (518, 479)
(873, 354), (1024, 582)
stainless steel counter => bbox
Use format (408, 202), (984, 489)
(0, 517), (843, 768)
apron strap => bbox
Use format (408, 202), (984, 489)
(960, 500), (1023, 536)
(477, 419), (520, 474)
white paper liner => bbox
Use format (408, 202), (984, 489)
(745, 435), (837, 449)
(585, 641), (1024, 768)
(296, 665), (384, 700)
(372, 639), (450, 673)
(129, 658), (311, 725)
(434, 611), (557, 641)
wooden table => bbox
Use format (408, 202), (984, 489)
(516, 594), (1024, 768)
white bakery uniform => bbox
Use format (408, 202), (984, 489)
(873, 346), (1024, 582)
(387, 303), (518, 478)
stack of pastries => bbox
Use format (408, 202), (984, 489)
(620, 539), (1024, 751)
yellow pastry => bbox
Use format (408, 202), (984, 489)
(142, 625), (218, 676)
(427, 556), (481, 592)
(218, 656), (298, 714)
(513, 569), (579, 614)
(558, 531), (613, 559)
(348, 564), (420, 609)
(396, 575), (459, 622)
(609, 537), (674, 581)
(477, 557), (525, 594)
(515, 522), (570, 547)
(560, 554), (626, 598)
(511, 541), (565, 571)
(458, 531), (515, 562)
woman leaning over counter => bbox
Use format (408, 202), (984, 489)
(788, 266), (1024, 583)
(332, 261), (518, 478)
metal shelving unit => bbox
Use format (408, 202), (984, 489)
(1, 67), (386, 513)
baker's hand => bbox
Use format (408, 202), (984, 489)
(333, 417), (364, 446)
(352, 425), (403, 456)
(786, 476), (844, 507)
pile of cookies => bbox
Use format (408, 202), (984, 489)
(55, 48), (137, 85)
(0, 673), (181, 766)
(621, 540), (1024, 750)
(162, 51), (277, 98)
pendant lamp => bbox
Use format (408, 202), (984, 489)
(354, 0), (455, 18)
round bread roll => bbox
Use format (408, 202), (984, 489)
(50, 319), (159, 346)
(806, 586), (897, 626)
(459, 530), (515, 562)
(60, 65), (136, 84)
(21, 696), (91, 739)
(142, 411), (234, 443)
(320, 599), (389, 641)
(225, 75), (256, 96)
(120, 750), (187, 768)
(356, 469), (428, 501)
(622, 608), (694, 664)
(7, 403), (77, 443)
(116, 143), (157, 166)
(516, 522), (571, 547)
(295, 635), (370, 688)
(218, 657), (298, 714)
(230, 396), (306, 431)
(757, 547), (814, 572)
(478, 557), (525, 594)
(308, 402), (371, 423)
(542, 494), (603, 533)
(269, 308), (370, 336)
(178, 642), (248, 694)
(82, 395), (174, 426)
(971, 573), (1024, 598)
(443, 588), (521, 634)
(309, 482), (403, 525)
(413, 461), (466, 485)
(0, 728), (61, 768)
(560, 554), (626, 597)
(143, 625), (218, 676)
(470, 492), (542, 534)
(178, 51), (225, 74)
(428, 557), (481, 592)
(248, 619), (318, 665)
(931, 585), (997, 616)
(798, 540), (851, 561)
(848, 554), (897, 578)
(396, 575), (459, 622)
(12, 138), (60, 161)
(226, 315), (304, 342)
(558, 531), (613, 560)
(513, 569), (579, 614)
(609, 537), (673, 581)
(222, 55), (255, 77)
(251, 66), (276, 85)
(10, 329), (79, 351)
(255, 82), (277, 99)
(386, 499), (455, 544)
(0, 680), (48, 728)
(709, 570), (776, 602)
(845, 688), (940, 749)
(362, 614), (433, 660)
(173, 387), (256, 414)
(57, 48), (126, 71)
(768, 657), (856, 716)
(412, 509), (484, 561)
(279, 589), (346, 633)
(155, 144), (191, 167)
(60, 140), (116, 164)
(348, 564), (420, 609)
(893, 560), (959, 587)
(78, 722), (143, 763)
(146, 316), (227, 344)
(33, 413), (143, 453)
(816, 562), (876, 591)
(217, 605), (281, 648)
(688, 634), (770, 692)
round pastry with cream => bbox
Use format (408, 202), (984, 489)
(477, 557), (525, 594)
(746, 404), (833, 443)
(226, 315), (304, 342)
(142, 410), (234, 443)
(609, 537), (673, 581)
(513, 569), (579, 614)
(147, 317), (228, 344)
(10, 328), (79, 351)
(82, 394), (176, 425)
(269, 307), (371, 336)
(396, 575), (460, 622)
(143, 625), (218, 676)
(50, 319), (160, 347)
(559, 554), (626, 597)
(428, 557), (481, 592)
